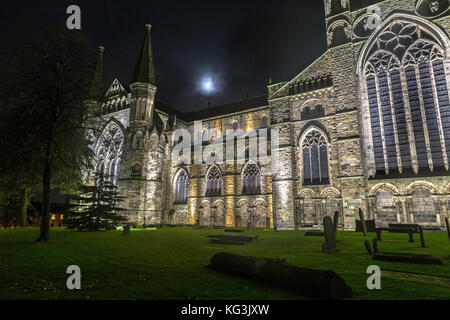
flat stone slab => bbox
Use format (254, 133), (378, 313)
(305, 232), (325, 237)
(373, 252), (444, 265)
(209, 239), (248, 245)
(208, 233), (258, 243)
(224, 229), (245, 233)
(207, 252), (352, 299)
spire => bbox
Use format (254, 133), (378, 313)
(89, 46), (105, 100)
(131, 24), (156, 85)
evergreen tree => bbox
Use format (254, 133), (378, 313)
(64, 173), (127, 231)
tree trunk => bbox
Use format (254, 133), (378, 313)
(36, 144), (52, 242)
(19, 188), (31, 227)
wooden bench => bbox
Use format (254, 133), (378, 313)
(375, 224), (425, 247)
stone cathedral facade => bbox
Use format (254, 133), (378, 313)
(86, 0), (450, 230)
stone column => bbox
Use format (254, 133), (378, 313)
(399, 197), (408, 224)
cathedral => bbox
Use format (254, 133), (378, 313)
(86, 0), (450, 230)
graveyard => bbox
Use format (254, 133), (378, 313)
(0, 227), (449, 300)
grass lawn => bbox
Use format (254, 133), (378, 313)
(0, 227), (449, 300)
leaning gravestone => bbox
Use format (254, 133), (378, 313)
(359, 208), (367, 237)
(446, 217), (450, 241)
(364, 240), (372, 255)
(207, 252), (352, 299)
(123, 225), (131, 236)
(333, 211), (340, 232)
(322, 216), (337, 254)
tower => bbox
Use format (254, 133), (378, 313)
(118, 24), (166, 226)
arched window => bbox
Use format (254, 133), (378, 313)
(361, 19), (450, 176)
(94, 121), (124, 185)
(174, 170), (189, 204)
(206, 166), (222, 197)
(301, 129), (330, 185)
(242, 162), (261, 195)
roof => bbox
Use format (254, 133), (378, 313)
(180, 95), (269, 122)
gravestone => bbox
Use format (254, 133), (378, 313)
(372, 238), (379, 254)
(305, 232), (325, 237)
(446, 218), (450, 241)
(364, 240), (372, 255)
(322, 216), (337, 254)
(359, 208), (367, 237)
(333, 211), (339, 232)
(123, 225), (131, 236)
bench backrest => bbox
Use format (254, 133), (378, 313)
(388, 224), (420, 233)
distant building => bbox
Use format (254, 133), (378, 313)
(86, 0), (450, 229)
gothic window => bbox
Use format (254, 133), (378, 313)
(242, 162), (261, 195)
(362, 20), (450, 176)
(301, 129), (330, 185)
(206, 166), (222, 197)
(94, 121), (124, 185)
(174, 170), (189, 204)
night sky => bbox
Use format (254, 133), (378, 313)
(0, 0), (327, 112)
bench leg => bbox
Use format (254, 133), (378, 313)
(376, 230), (382, 241)
(408, 232), (414, 243)
(419, 227), (426, 248)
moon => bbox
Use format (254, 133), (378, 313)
(201, 77), (214, 93)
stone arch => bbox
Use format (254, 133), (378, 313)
(297, 188), (318, 226)
(319, 187), (341, 198)
(410, 188), (438, 225)
(199, 200), (212, 226)
(252, 199), (268, 228)
(212, 200), (226, 227)
(406, 181), (438, 194)
(298, 188), (317, 198)
(369, 183), (400, 196)
(327, 20), (351, 47)
(236, 199), (249, 227)
(319, 187), (342, 223)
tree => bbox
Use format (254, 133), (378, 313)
(64, 173), (127, 231)
(0, 26), (99, 241)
